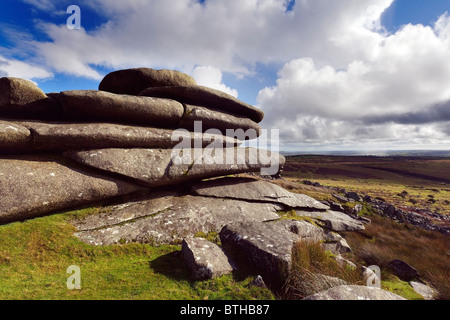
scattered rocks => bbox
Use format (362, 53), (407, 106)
(182, 237), (234, 280)
(387, 259), (420, 282)
(345, 192), (361, 202)
(303, 285), (406, 300)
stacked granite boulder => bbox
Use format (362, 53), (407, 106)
(1, 68), (371, 296)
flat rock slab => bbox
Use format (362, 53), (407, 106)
(99, 68), (197, 95)
(219, 220), (329, 288)
(192, 177), (329, 211)
(73, 192), (282, 246)
(139, 86), (264, 123)
(295, 210), (365, 232)
(182, 237), (234, 280)
(179, 105), (261, 138)
(303, 285), (406, 300)
(0, 121), (31, 152)
(14, 121), (239, 151)
(65, 148), (285, 187)
(0, 155), (141, 224)
(60, 90), (184, 128)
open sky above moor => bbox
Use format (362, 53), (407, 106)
(1, 0), (450, 152)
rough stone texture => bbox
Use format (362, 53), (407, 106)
(182, 237), (234, 280)
(387, 259), (420, 281)
(73, 192), (282, 245)
(15, 121), (240, 151)
(0, 121), (31, 152)
(409, 281), (436, 300)
(0, 155), (141, 223)
(0, 77), (47, 107)
(192, 177), (329, 211)
(139, 86), (264, 123)
(179, 104), (262, 138)
(65, 148), (285, 187)
(219, 220), (334, 288)
(99, 68), (197, 95)
(303, 285), (406, 300)
(60, 90), (184, 127)
(290, 273), (348, 298)
(295, 210), (365, 232)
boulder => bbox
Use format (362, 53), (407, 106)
(73, 191), (282, 246)
(387, 259), (420, 281)
(191, 177), (329, 211)
(295, 210), (365, 232)
(346, 192), (361, 202)
(65, 147), (285, 187)
(99, 68), (197, 95)
(15, 121), (240, 151)
(303, 285), (406, 300)
(0, 77), (47, 107)
(182, 237), (234, 280)
(0, 121), (31, 152)
(219, 220), (332, 288)
(0, 155), (141, 223)
(139, 86), (264, 123)
(179, 104), (262, 138)
(60, 90), (184, 128)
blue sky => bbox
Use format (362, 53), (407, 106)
(1, 0), (450, 152)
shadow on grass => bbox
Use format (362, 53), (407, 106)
(149, 251), (192, 282)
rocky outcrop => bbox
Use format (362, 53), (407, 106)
(303, 285), (406, 300)
(0, 69), (370, 300)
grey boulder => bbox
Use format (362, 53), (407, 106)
(219, 220), (336, 288)
(182, 237), (234, 280)
(191, 177), (329, 211)
(0, 155), (141, 223)
(99, 68), (197, 95)
(139, 86), (264, 123)
(60, 90), (184, 127)
(303, 285), (406, 300)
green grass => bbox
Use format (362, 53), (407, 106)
(381, 274), (425, 300)
(0, 209), (274, 300)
